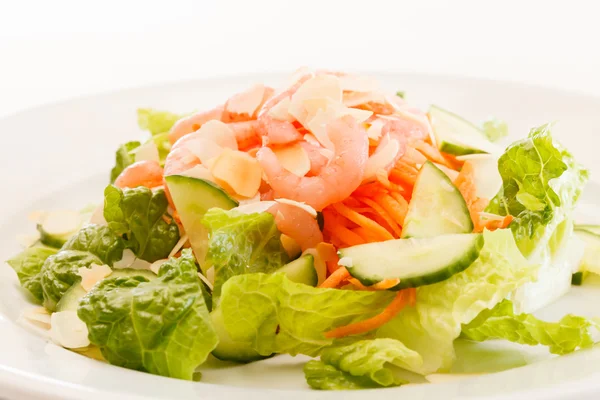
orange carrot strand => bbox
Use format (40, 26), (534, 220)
(319, 267), (350, 289)
(332, 203), (394, 241)
(325, 289), (415, 338)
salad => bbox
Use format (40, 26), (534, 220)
(6, 68), (600, 390)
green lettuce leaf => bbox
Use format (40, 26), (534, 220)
(219, 273), (394, 357)
(110, 141), (141, 183)
(304, 360), (383, 390)
(6, 246), (58, 303)
(40, 224), (125, 310)
(462, 299), (599, 354)
(78, 249), (217, 380)
(202, 209), (289, 299)
(481, 117), (508, 142)
(103, 185), (180, 262)
(304, 338), (423, 390)
(376, 229), (538, 374)
(137, 108), (185, 136)
(486, 124), (589, 258)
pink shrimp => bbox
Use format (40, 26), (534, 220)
(257, 116), (369, 211)
(299, 141), (329, 176)
(268, 203), (323, 251)
(227, 117), (303, 150)
(168, 107), (225, 145)
(114, 160), (164, 189)
(382, 117), (429, 143)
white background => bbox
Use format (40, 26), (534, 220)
(1, 0), (600, 117)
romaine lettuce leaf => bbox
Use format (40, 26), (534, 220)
(304, 360), (383, 390)
(6, 246), (58, 303)
(462, 299), (599, 355)
(375, 229), (538, 374)
(137, 108), (185, 136)
(110, 141), (141, 183)
(202, 209), (289, 299)
(219, 273), (394, 357)
(40, 224), (125, 310)
(103, 185), (180, 262)
(304, 338), (422, 390)
(481, 117), (508, 142)
(486, 124), (588, 258)
(78, 249), (217, 380)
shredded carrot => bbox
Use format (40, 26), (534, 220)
(319, 267), (350, 289)
(389, 165), (418, 186)
(413, 140), (454, 168)
(357, 197), (402, 237)
(479, 214), (513, 231)
(325, 288), (415, 338)
(161, 215), (173, 224)
(352, 182), (389, 198)
(376, 194), (408, 227)
(352, 227), (381, 243)
(329, 223), (365, 247)
(332, 203), (394, 241)
(348, 278), (400, 291)
(370, 278), (401, 290)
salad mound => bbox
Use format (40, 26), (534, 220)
(6, 68), (600, 390)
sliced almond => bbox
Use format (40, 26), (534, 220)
(267, 96), (294, 122)
(210, 149), (262, 198)
(275, 198), (318, 218)
(339, 74), (380, 93)
(366, 118), (387, 141)
(50, 311), (90, 349)
(281, 234), (301, 259)
(185, 137), (225, 164)
(197, 120), (238, 150)
(234, 201), (276, 215)
(363, 138), (401, 182)
(179, 165), (215, 182)
(288, 75), (343, 126)
(78, 264), (112, 291)
(225, 84), (266, 117)
(113, 249), (136, 269)
(273, 144), (311, 177)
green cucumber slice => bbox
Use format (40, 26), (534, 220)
(341, 233), (484, 289)
(574, 227), (600, 275)
(55, 268), (157, 312)
(402, 161), (473, 238)
(276, 254), (317, 287)
(428, 105), (498, 156)
(165, 175), (238, 273)
(37, 210), (83, 248)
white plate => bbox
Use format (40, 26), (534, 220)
(2, 72), (600, 400)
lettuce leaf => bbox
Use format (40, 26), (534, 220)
(202, 209), (289, 299)
(40, 224), (125, 310)
(137, 108), (185, 136)
(486, 124), (588, 312)
(481, 117), (508, 142)
(304, 339), (422, 390)
(6, 246), (58, 303)
(486, 124), (588, 258)
(219, 273), (395, 357)
(103, 185), (180, 262)
(462, 299), (599, 354)
(375, 229), (538, 374)
(110, 141), (141, 183)
(78, 249), (217, 380)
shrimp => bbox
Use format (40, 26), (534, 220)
(299, 141), (329, 176)
(258, 73), (312, 116)
(168, 107), (224, 145)
(268, 203), (323, 251)
(114, 160), (164, 189)
(257, 116), (369, 211)
(227, 117), (303, 150)
(223, 86), (275, 122)
(382, 116), (429, 143)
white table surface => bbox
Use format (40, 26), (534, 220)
(1, 0), (600, 118)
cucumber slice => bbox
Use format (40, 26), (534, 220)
(37, 210), (83, 248)
(341, 233), (484, 289)
(165, 175), (238, 273)
(210, 308), (266, 363)
(428, 105), (498, 156)
(574, 227), (600, 275)
(402, 161), (473, 238)
(56, 284), (87, 312)
(277, 254), (317, 287)
(55, 268), (157, 312)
